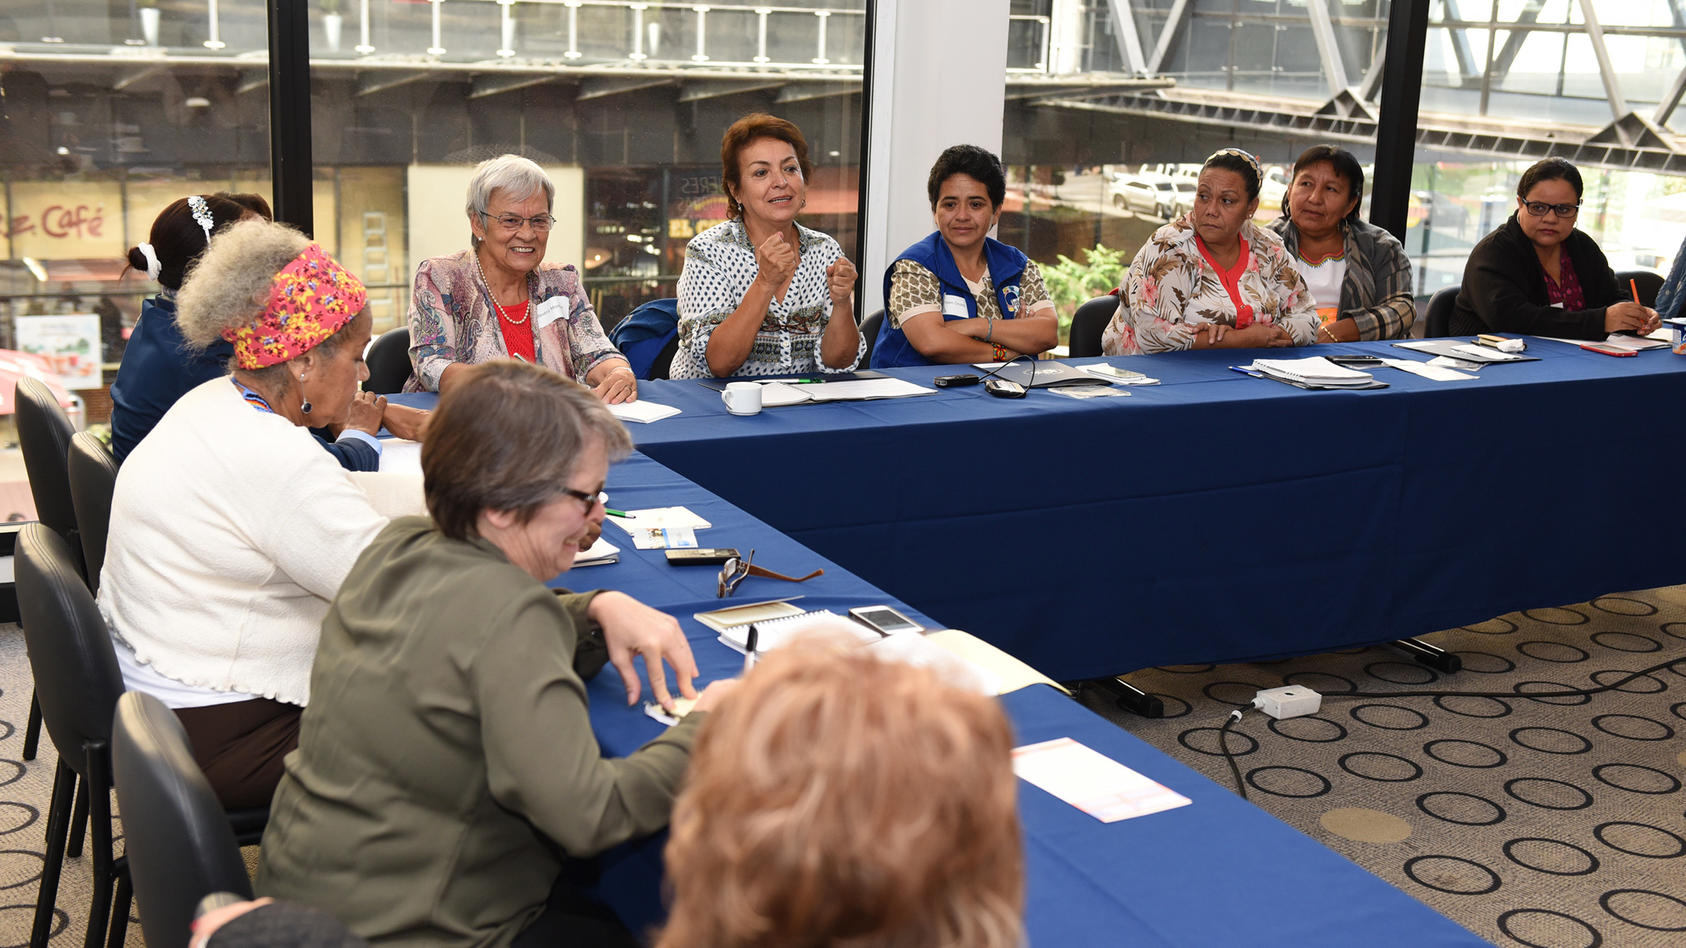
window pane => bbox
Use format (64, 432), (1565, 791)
(309, 0), (866, 342)
(0, 0), (273, 503)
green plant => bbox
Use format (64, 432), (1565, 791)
(1041, 243), (1126, 344)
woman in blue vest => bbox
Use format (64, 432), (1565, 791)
(873, 146), (1057, 367)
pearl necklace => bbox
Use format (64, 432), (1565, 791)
(472, 252), (530, 325)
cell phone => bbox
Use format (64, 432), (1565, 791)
(849, 604), (922, 636)
(984, 378), (1027, 399)
(1327, 355), (1383, 367)
(1580, 343), (1637, 357)
(664, 548), (740, 566)
(934, 373), (981, 387)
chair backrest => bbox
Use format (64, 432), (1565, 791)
(1614, 269), (1664, 308)
(1067, 295), (1120, 358)
(611, 298), (681, 380)
(1424, 285), (1460, 338)
(14, 523), (124, 777)
(16, 378), (82, 572)
(67, 432), (119, 594)
(363, 326), (414, 394)
(860, 310), (884, 369)
(113, 691), (254, 948)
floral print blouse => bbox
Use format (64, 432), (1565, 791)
(1102, 216), (1320, 355)
(671, 219), (863, 378)
(404, 250), (624, 393)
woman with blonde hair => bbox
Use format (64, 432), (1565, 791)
(658, 643), (1024, 948)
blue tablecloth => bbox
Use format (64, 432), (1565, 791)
(396, 338), (1686, 681)
(617, 339), (1686, 680)
(577, 453), (1482, 946)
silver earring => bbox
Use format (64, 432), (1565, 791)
(298, 375), (311, 415)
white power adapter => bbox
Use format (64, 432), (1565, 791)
(1253, 686), (1322, 720)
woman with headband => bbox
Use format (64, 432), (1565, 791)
(99, 219), (406, 809)
(1103, 148), (1319, 354)
(112, 195), (427, 467)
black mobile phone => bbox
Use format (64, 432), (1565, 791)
(664, 548), (740, 566)
(934, 373), (981, 387)
(984, 378), (1027, 399)
(1327, 354), (1383, 367)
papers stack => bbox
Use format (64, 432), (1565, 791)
(1246, 357), (1377, 388)
(758, 378), (937, 404)
(607, 400), (682, 424)
(1013, 737), (1193, 823)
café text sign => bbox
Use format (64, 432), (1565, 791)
(6, 182), (125, 259)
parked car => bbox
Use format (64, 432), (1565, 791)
(1111, 173), (1178, 219)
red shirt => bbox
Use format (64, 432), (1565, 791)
(1196, 234), (1255, 327)
(493, 300), (534, 363)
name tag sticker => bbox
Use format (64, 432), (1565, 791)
(535, 296), (570, 328)
(941, 294), (971, 318)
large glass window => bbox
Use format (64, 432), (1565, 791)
(307, 0), (867, 338)
(1412, 1), (1686, 297)
(0, 0), (273, 517)
(1000, 0), (1390, 346)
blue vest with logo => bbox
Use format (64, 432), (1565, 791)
(872, 232), (1029, 368)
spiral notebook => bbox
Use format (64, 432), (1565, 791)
(713, 609), (880, 654)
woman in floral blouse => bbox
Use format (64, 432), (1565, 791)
(1103, 148), (1320, 355)
(670, 113), (862, 378)
(405, 155), (638, 402)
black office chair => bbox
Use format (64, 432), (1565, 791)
(16, 377), (83, 763)
(1423, 285), (1460, 337)
(15, 524), (125, 948)
(1614, 269), (1664, 308)
(860, 310), (883, 368)
(647, 334), (681, 381)
(1067, 295), (1120, 357)
(363, 326), (413, 394)
(112, 692), (254, 948)
(66, 433), (118, 595)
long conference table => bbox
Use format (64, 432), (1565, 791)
(614, 338), (1686, 682)
(570, 452), (1484, 945)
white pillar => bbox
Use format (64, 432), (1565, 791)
(862, 0), (1010, 319)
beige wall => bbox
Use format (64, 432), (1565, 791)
(406, 164), (585, 279)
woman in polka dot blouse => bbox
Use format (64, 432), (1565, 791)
(670, 113), (864, 378)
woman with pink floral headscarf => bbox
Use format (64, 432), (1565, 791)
(98, 219), (408, 809)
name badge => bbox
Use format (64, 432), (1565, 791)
(941, 294), (971, 319)
(535, 296), (570, 328)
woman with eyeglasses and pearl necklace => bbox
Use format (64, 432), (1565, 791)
(406, 155), (640, 402)
(1451, 156), (1659, 339)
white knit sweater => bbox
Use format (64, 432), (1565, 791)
(98, 378), (389, 706)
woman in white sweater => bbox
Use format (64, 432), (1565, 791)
(98, 219), (385, 809)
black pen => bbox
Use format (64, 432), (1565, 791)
(743, 623), (759, 674)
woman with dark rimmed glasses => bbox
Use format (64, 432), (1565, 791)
(1451, 156), (1659, 339)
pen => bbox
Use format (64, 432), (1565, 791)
(1631, 278), (1641, 304)
(743, 623), (759, 673)
(1227, 365), (1261, 377)
(605, 508), (634, 519)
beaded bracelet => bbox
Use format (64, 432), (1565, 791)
(984, 316), (995, 343)
(992, 343), (1008, 361)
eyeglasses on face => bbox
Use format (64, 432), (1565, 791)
(478, 210), (556, 233)
(1520, 200), (1580, 219)
(558, 487), (607, 515)
(716, 549), (825, 598)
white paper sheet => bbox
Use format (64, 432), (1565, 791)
(1381, 358), (1477, 381)
(1013, 737), (1193, 823)
(608, 400), (682, 423)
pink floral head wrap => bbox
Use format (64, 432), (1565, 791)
(222, 243), (367, 370)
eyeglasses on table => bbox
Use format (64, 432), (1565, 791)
(717, 548), (824, 598)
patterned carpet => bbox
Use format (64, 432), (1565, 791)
(0, 587), (1682, 947)
(1085, 588), (1686, 948)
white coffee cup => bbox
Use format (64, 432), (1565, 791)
(721, 381), (762, 416)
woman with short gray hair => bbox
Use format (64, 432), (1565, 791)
(259, 360), (734, 946)
(406, 154), (639, 402)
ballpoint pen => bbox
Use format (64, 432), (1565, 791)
(605, 508), (634, 518)
(743, 623), (759, 673)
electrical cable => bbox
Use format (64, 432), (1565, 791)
(1218, 707), (1249, 801)
(1210, 654), (1686, 797)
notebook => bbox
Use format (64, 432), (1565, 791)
(712, 609), (880, 654)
